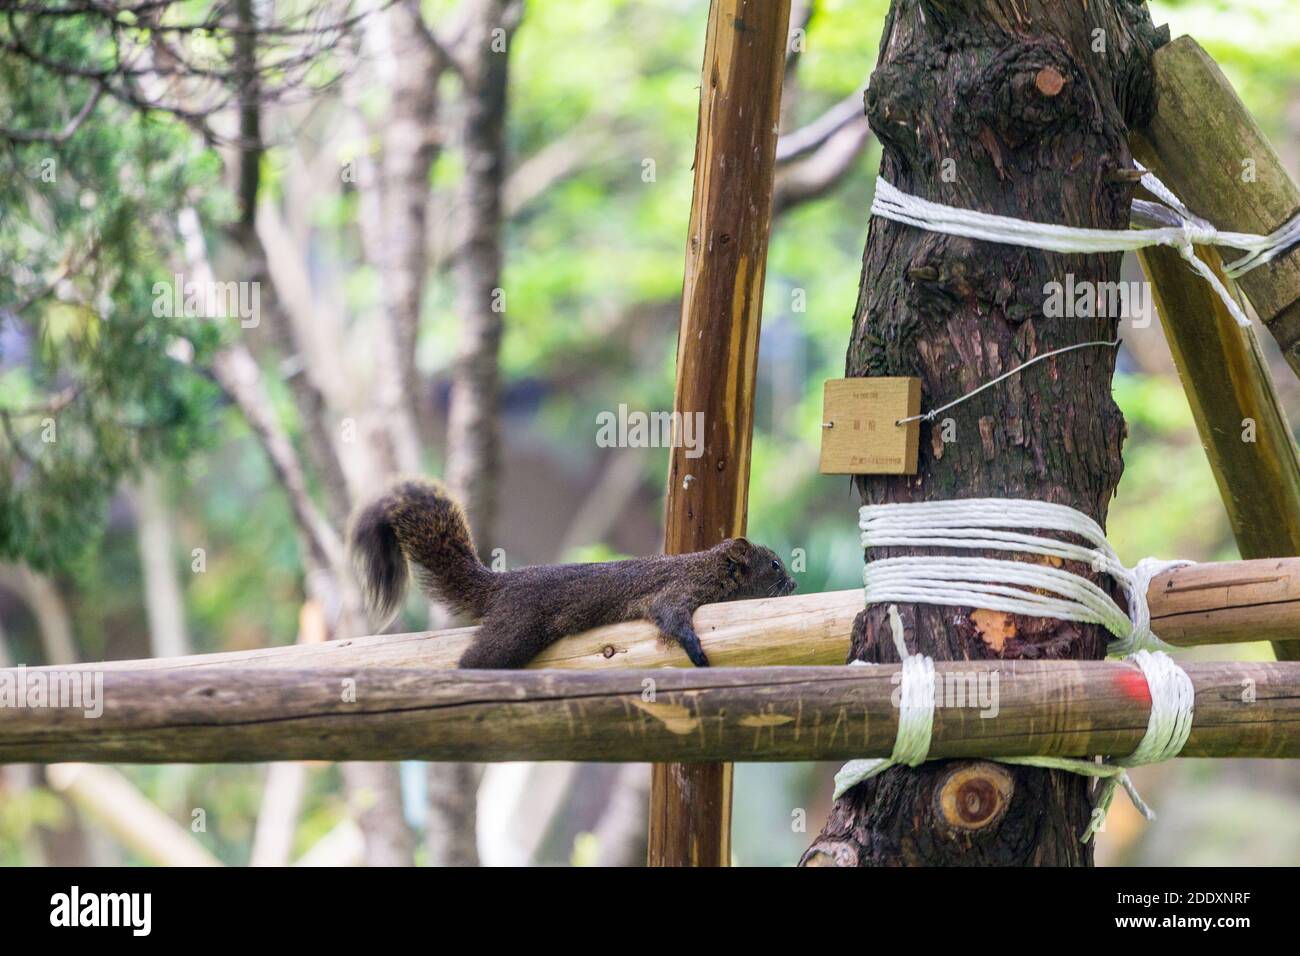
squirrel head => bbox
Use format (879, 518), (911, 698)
(716, 538), (797, 600)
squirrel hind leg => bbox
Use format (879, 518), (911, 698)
(458, 614), (553, 670)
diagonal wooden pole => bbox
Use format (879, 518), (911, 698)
(1135, 243), (1300, 663)
(1133, 36), (1300, 662)
(1133, 37), (1300, 379)
(649, 0), (792, 867)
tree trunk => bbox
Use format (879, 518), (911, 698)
(426, 0), (523, 869)
(444, 0), (520, 541)
(357, 0), (441, 474)
(131, 469), (191, 659)
(226, 0), (419, 866)
(801, 0), (1164, 867)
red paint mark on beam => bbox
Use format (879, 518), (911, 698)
(1115, 668), (1152, 705)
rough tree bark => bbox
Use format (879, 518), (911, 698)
(801, 0), (1165, 866)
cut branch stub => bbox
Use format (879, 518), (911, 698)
(933, 761), (1014, 834)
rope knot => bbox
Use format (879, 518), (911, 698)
(1179, 218), (1218, 247)
(845, 500), (1200, 842)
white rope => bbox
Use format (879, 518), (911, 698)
(833, 608), (1195, 843)
(1004, 648), (1196, 842)
(860, 497), (1189, 656)
(833, 606), (933, 792)
(870, 163), (1300, 329)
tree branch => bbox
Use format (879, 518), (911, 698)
(0, 84), (102, 144)
(773, 112), (871, 214)
(775, 87), (865, 163)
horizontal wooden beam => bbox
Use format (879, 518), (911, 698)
(1148, 557), (1300, 647)
(28, 557), (1300, 677)
(1, 661), (1295, 764)
(69, 588), (864, 672)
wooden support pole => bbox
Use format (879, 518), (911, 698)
(652, 0), (791, 867)
(14, 557), (1299, 677)
(1133, 36), (1300, 377)
(1149, 558), (1300, 648)
(1136, 245), (1300, 561)
(3, 662), (1296, 765)
(1132, 36), (1300, 662)
(1135, 242), (1300, 662)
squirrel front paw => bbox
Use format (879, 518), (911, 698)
(650, 604), (710, 667)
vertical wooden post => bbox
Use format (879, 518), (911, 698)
(648, 0), (791, 867)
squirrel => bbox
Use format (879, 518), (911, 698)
(347, 477), (797, 668)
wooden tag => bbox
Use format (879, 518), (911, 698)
(819, 377), (921, 475)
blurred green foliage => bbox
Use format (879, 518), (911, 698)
(0, 15), (226, 571)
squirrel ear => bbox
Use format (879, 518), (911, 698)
(721, 537), (754, 570)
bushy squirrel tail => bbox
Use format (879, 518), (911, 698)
(347, 478), (498, 628)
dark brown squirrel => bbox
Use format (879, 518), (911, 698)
(347, 477), (797, 668)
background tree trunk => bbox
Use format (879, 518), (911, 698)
(223, 0), (420, 867)
(356, 0), (443, 474)
(444, 0), (520, 542)
(131, 469), (191, 659)
(801, 0), (1165, 867)
(425, 0), (522, 869)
